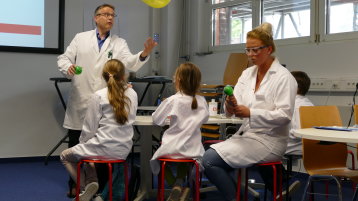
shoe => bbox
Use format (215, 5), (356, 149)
(92, 195), (104, 201)
(67, 187), (76, 198)
(179, 187), (191, 201)
(167, 185), (182, 201)
(73, 182), (99, 201)
(276, 180), (301, 201)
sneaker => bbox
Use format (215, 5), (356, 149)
(67, 187), (76, 198)
(73, 182), (99, 201)
(276, 180), (301, 201)
(179, 187), (191, 201)
(92, 195), (104, 201)
(167, 185), (182, 201)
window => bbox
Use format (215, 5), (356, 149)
(263, 0), (310, 39)
(327, 0), (358, 34)
(212, 2), (253, 45)
(207, 0), (358, 50)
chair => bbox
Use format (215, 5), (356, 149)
(157, 158), (200, 201)
(299, 105), (358, 201)
(355, 105), (358, 122)
(76, 158), (129, 201)
(200, 53), (250, 141)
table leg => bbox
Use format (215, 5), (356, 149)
(139, 83), (151, 106)
(54, 81), (67, 110)
(44, 133), (69, 165)
(134, 125), (154, 201)
(154, 83), (166, 106)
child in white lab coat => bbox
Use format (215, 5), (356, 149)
(60, 59), (137, 201)
(150, 62), (209, 201)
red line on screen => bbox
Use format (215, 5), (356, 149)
(0, 23), (41, 35)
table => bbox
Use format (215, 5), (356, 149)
(129, 77), (172, 106)
(293, 128), (358, 143)
(293, 128), (358, 201)
(133, 115), (243, 201)
(45, 77), (71, 165)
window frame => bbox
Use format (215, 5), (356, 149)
(205, 0), (358, 53)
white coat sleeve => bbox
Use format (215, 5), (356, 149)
(115, 40), (149, 72)
(152, 98), (173, 126)
(79, 94), (102, 143)
(249, 74), (297, 129)
(57, 34), (79, 79)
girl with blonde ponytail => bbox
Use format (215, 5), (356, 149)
(150, 62), (209, 200)
(61, 59), (138, 200)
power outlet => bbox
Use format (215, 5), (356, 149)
(342, 79), (358, 91)
(310, 78), (332, 91)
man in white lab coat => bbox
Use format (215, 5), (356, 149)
(57, 3), (157, 197)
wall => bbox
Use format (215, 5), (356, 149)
(0, 0), (151, 158)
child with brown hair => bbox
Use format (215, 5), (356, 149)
(150, 62), (209, 201)
(60, 59), (137, 201)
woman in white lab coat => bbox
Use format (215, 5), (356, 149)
(202, 23), (297, 201)
(60, 59), (137, 201)
(150, 63), (209, 199)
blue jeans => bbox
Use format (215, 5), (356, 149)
(203, 148), (237, 201)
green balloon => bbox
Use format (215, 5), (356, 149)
(224, 85), (233, 96)
(74, 66), (82, 75)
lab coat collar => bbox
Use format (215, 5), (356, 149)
(92, 29), (112, 54)
(250, 57), (281, 91)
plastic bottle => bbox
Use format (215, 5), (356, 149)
(208, 99), (218, 116)
(74, 66), (82, 75)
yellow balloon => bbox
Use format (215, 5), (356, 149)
(142, 0), (171, 8)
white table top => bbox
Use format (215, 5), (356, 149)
(134, 115), (243, 126)
(293, 128), (358, 143)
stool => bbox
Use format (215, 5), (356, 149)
(284, 154), (302, 201)
(237, 161), (283, 201)
(157, 158), (201, 201)
(76, 158), (129, 201)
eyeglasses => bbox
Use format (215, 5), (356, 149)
(97, 13), (117, 18)
(245, 45), (268, 55)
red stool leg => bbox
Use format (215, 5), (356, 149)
(236, 169), (242, 201)
(76, 160), (84, 201)
(157, 161), (166, 201)
(108, 163), (113, 201)
(272, 165), (277, 201)
(194, 162), (200, 201)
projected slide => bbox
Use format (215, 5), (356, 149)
(0, 0), (44, 48)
